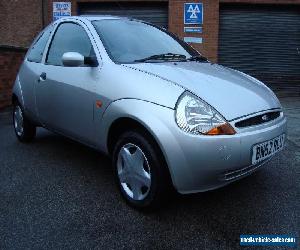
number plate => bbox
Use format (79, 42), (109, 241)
(252, 134), (285, 165)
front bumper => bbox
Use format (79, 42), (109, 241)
(157, 109), (287, 194)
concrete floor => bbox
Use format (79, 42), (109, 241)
(281, 97), (300, 147)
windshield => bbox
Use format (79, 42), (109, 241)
(92, 19), (199, 64)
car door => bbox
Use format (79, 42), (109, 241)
(18, 24), (54, 123)
(35, 21), (100, 145)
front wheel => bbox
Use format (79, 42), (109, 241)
(112, 131), (172, 210)
(13, 102), (36, 142)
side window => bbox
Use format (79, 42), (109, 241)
(46, 22), (94, 66)
(27, 25), (53, 63)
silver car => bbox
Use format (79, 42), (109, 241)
(12, 16), (287, 209)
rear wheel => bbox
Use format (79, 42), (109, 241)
(112, 130), (172, 210)
(13, 102), (36, 142)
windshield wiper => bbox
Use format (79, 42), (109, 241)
(134, 53), (187, 62)
(187, 55), (209, 62)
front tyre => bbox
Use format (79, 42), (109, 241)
(13, 102), (36, 142)
(112, 131), (171, 210)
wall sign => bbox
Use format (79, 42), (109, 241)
(53, 2), (71, 21)
(184, 37), (203, 44)
(184, 3), (203, 25)
(184, 27), (202, 33)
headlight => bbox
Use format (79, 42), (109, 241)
(175, 92), (236, 135)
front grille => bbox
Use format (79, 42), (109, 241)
(235, 111), (280, 128)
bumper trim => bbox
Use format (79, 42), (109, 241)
(221, 157), (273, 181)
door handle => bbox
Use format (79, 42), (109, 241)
(38, 72), (47, 82)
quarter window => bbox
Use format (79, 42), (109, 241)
(46, 22), (94, 66)
(27, 25), (53, 63)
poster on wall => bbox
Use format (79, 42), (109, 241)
(53, 2), (71, 21)
(184, 37), (203, 44)
(184, 3), (203, 25)
(184, 27), (202, 33)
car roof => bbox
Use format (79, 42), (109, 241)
(58, 15), (136, 22)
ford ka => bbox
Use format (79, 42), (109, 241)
(12, 16), (287, 209)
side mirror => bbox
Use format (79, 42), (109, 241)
(62, 52), (84, 67)
(62, 52), (98, 67)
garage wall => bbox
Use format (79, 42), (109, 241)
(0, 47), (27, 109)
(0, 0), (44, 110)
(218, 4), (300, 94)
(78, 2), (168, 28)
(0, 0), (44, 48)
(1, 0), (300, 109)
(169, 0), (219, 62)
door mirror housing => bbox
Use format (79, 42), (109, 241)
(62, 52), (85, 67)
(62, 52), (99, 67)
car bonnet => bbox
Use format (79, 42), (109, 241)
(125, 62), (281, 121)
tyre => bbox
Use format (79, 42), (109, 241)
(112, 130), (172, 210)
(13, 102), (36, 142)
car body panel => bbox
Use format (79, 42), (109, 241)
(99, 99), (191, 189)
(126, 62), (281, 120)
(16, 61), (42, 123)
(100, 99), (287, 193)
(93, 63), (184, 108)
(35, 64), (99, 144)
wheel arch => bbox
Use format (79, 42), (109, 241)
(101, 99), (183, 191)
(107, 117), (162, 158)
(107, 116), (174, 191)
(12, 93), (19, 105)
(12, 76), (25, 107)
